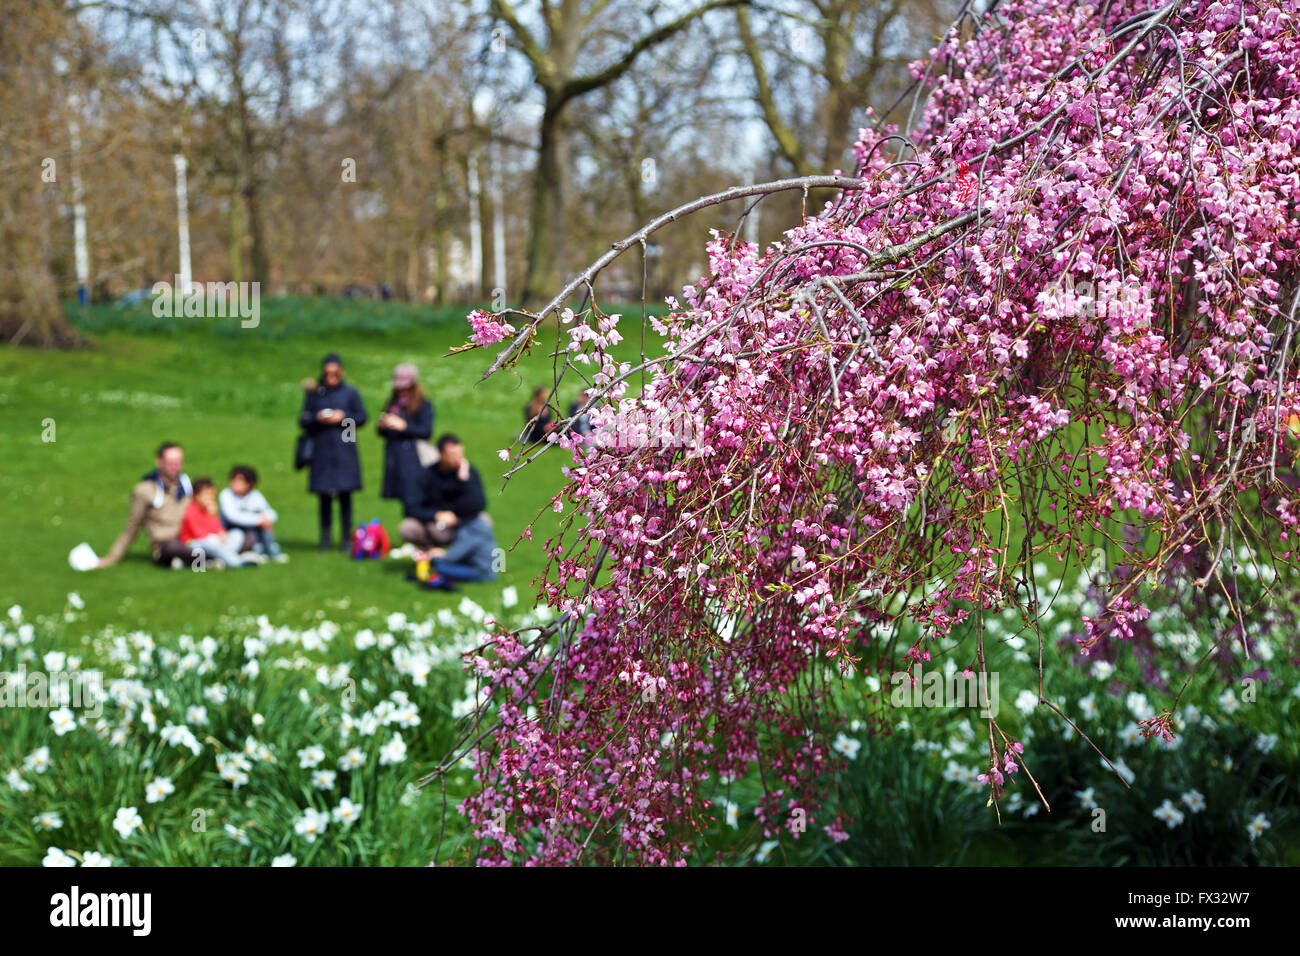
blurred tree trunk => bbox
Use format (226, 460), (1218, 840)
(232, 53), (271, 285)
(735, 6), (810, 177)
(406, 234), (421, 302)
(433, 135), (450, 304)
(0, 207), (83, 349)
(820, 19), (856, 174)
(229, 197), (245, 284)
(526, 101), (570, 310)
(244, 187), (270, 285)
(0, 0), (85, 348)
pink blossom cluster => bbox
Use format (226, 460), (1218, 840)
(467, 309), (517, 349)
(1139, 711), (1179, 743)
(979, 739), (1025, 800)
(1081, 594), (1152, 650)
(457, 0), (1300, 864)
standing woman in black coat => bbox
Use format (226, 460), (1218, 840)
(376, 362), (434, 511)
(299, 353), (368, 550)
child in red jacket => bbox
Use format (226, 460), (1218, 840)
(180, 478), (246, 569)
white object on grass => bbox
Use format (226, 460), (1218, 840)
(68, 543), (98, 572)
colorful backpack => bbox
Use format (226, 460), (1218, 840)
(351, 519), (391, 560)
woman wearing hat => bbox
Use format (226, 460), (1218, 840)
(377, 362), (435, 511)
(299, 353), (368, 551)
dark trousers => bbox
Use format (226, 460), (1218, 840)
(153, 538), (201, 566)
(436, 559), (494, 583)
(226, 524), (283, 557)
(317, 492), (353, 545)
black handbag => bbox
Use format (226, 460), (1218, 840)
(294, 432), (314, 470)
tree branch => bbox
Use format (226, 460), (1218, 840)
(479, 173), (865, 380)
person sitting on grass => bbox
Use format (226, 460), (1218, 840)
(568, 389), (592, 435)
(521, 385), (555, 444)
(179, 478), (246, 569)
(219, 465), (287, 564)
(568, 389), (595, 454)
(96, 442), (202, 570)
(399, 434), (499, 587)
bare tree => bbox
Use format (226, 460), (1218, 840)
(132, 0), (341, 287)
(735, 0), (952, 175)
(486, 0), (752, 307)
(568, 35), (742, 299)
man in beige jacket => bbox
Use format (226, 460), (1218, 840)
(97, 443), (202, 569)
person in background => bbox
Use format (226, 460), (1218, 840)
(568, 389), (593, 438)
(521, 385), (554, 444)
(377, 363), (434, 512)
(400, 434), (499, 585)
(220, 465), (286, 563)
(96, 442), (202, 569)
(180, 477), (246, 569)
(299, 352), (368, 551)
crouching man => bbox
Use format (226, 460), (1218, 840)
(399, 434), (499, 586)
(96, 442), (202, 569)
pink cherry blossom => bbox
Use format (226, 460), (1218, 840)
(449, 0), (1300, 865)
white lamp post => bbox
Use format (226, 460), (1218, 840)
(174, 129), (192, 296)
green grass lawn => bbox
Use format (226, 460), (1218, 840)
(6, 297), (1299, 868)
(0, 297), (661, 640)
